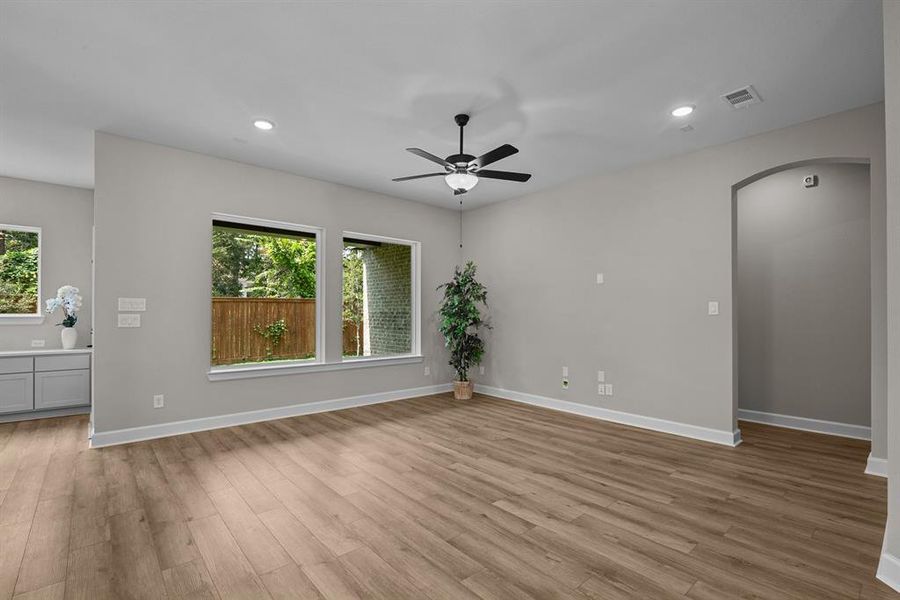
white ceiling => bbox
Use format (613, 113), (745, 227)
(0, 1), (884, 209)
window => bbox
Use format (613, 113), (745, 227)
(210, 215), (322, 368)
(0, 225), (41, 319)
(343, 233), (419, 359)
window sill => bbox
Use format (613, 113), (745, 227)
(207, 354), (424, 381)
(0, 315), (45, 325)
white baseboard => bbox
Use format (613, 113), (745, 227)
(478, 385), (741, 447)
(737, 408), (871, 440)
(866, 453), (888, 478)
(90, 383), (452, 448)
(877, 552), (900, 593)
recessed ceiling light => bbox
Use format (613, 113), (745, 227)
(671, 105), (694, 117)
(253, 119), (275, 131)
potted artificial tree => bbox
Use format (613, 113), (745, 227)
(438, 262), (490, 400)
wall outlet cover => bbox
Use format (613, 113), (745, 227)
(562, 366), (568, 377)
(424, 366), (430, 376)
(605, 383), (613, 396)
(118, 297), (147, 311)
(30, 339), (46, 347)
(479, 366), (485, 375)
(153, 394), (164, 408)
(118, 313), (141, 328)
(708, 301), (720, 316)
(598, 383), (605, 395)
(597, 370), (605, 382)
(596, 273), (604, 284)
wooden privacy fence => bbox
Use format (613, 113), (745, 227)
(211, 297), (362, 365)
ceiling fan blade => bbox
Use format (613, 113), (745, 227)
(392, 173), (445, 182)
(471, 144), (518, 169)
(476, 169), (532, 182)
(406, 148), (453, 168)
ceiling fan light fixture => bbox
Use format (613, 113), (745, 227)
(445, 171), (478, 192)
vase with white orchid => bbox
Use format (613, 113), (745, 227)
(45, 285), (83, 349)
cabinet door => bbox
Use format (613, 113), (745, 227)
(34, 370), (90, 409)
(0, 373), (34, 414)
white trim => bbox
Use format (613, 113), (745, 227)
(866, 453), (888, 477)
(91, 382), (452, 448)
(211, 212), (325, 365)
(479, 385), (741, 447)
(208, 354), (424, 381)
(0, 223), (41, 321)
(0, 315), (45, 324)
(737, 408), (871, 440)
(343, 230), (421, 358)
(877, 552), (900, 593)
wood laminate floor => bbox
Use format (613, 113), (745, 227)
(0, 393), (895, 600)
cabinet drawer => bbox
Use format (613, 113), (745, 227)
(34, 370), (90, 409)
(0, 356), (33, 375)
(0, 373), (34, 414)
(35, 354), (91, 372)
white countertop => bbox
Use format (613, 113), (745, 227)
(0, 348), (93, 358)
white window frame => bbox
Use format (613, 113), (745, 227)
(341, 231), (422, 362)
(206, 217), (424, 381)
(207, 213), (325, 374)
(0, 224), (43, 324)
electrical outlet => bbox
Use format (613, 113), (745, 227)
(153, 394), (164, 409)
(118, 297), (147, 311)
(479, 365), (485, 375)
(424, 366), (430, 376)
(597, 370), (605, 383)
(30, 339), (45, 348)
(598, 383), (605, 396)
(562, 378), (569, 390)
(562, 366), (568, 377)
(708, 301), (719, 316)
(605, 384), (613, 396)
(118, 313), (141, 328)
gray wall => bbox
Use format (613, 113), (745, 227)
(0, 176), (93, 351)
(464, 103), (886, 445)
(92, 133), (459, 434)
(882, 0), (900, 567)
(737, 163), (870, 426)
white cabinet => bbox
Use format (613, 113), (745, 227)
(35, 370), (90, 409)
(0, 373), (34, 414)
(0, 350), (90, 419)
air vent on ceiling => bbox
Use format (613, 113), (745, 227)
(722, 85), (762, 109)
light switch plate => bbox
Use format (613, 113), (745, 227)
(605, 384), (613, 396)
(31, 339), (45, 348)
(479, 366), (485, 375)
(153, 394), (164, 409)
(596, 273), (604, 284)
(708, 301), (720, 316)
(424, 366), (430, 376)
(597, 370), (605, 383)
(118, 297), (147, 312)
(562, 366), (568, 377)
(598, 383), (605, 396)
(118, 313), (141, 328)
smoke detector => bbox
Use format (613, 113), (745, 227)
(721, 85), (762, 109)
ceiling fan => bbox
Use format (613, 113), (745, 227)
(392, 114), (531, 195)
